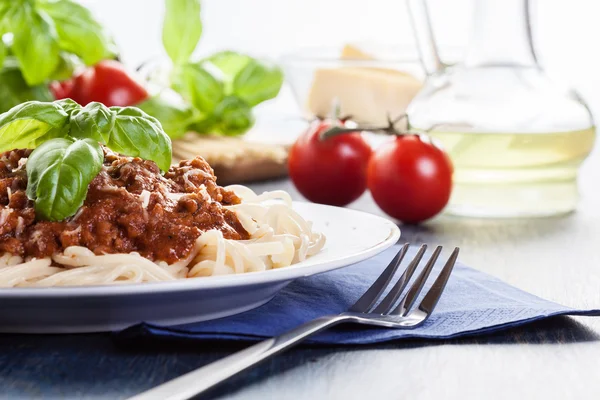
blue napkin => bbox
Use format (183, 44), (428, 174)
(115, 245), (600, 345)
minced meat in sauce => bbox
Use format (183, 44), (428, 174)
(0, 147), (249, 264)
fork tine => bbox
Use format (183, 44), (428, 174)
(348, 243), (410, 313)
(416, 247), (459, 315)
(372, 245), (427, 314)
(391, 246), (442, 316)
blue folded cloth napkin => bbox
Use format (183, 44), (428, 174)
(115, 245), (600, 345)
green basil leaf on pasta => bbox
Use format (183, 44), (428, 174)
(162, 0), (202, 65)
(0, 100), (70, 153)
(232, 59), (283, 107)
(70, 102), (116, 143)
(26, 137), (103, 221)
(69, 103), (172, 171)
(38, 0), (117, 65)
(10, 7), (61, 85)
(137, 90), (197, 139)
(108, 107), (172, 171)
(55, 98), (82, 117)
(0, 65), (54, 114)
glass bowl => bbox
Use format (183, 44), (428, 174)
(279, 44), (426, 124)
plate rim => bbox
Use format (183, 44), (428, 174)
(0, 202), (400, 298)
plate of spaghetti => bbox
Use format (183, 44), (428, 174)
(0, 100), (400, 333)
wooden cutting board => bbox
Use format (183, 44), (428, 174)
(172, 132), (289, 185)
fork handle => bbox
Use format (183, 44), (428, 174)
(129, 315), (350, 400)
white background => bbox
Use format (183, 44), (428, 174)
(79, 0), (600, 121)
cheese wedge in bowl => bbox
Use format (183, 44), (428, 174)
(283, 44), (423, 126)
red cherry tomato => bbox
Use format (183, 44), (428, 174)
(49, 80), (75, 100)
(367, 135), (453, 223)
(288, 120), (372, 206)
(70, 60), (148, 107)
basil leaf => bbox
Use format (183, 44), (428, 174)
(0, 100), (70, 153)
(137, 90), (197, 139)
(0, 39), (5, 69)
(0, 2), (23, 35)
(69, 103), (172, 170)
(204, 51), (251, 91)
(10, 7), (61, 85)
(55, 98), (82, 117)
(162, 0), (202, 65)
(0, 65), (53, 114)
(206, 51), (251, 78)
(174, 63), (224, 114)
(49, 52), (82, 81)
(38, 0), (117, 66)
(70, 102), (116, 143)
(233, 59), (283, 106)
(0, 3), (12, 35)
(188, 114), (218, 135)
(26, 137), (103, 221)
(213, 96), (254, 136)
(109, 107), (172, 171)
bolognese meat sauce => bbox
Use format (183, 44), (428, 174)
(0, 147), (249, 263)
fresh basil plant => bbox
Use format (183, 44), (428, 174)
(138, 0), (284, 138)
(0, 0), (117, 115)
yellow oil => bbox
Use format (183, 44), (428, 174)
(429, 127), (596, 217)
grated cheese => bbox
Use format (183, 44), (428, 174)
(15, 217), (24, 236)
(0, 208), (11, 226)
(139, 190), (151, 209)
(198, 184), (211, 202)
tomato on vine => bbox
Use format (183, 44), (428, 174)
(368, 134), (452, 224)
(290, 114), (453, 223)
(288, 118), (372, 207)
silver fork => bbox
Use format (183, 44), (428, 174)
(130, 244), (460, 400)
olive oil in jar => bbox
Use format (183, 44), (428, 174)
(429, 127), (596, 217)
(407, 0), (596, 217)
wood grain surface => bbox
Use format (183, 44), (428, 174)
(2, 142), (600, 399)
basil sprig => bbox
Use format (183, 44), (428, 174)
(137, 0), (284, 138)
(0, 100), (172, 221)
(71, 104), (172, 172)
(0, 0), (116, 86)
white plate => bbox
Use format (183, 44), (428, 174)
(0, 202), (400, 333)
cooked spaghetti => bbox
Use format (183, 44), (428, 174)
(0, 148), (324, 287)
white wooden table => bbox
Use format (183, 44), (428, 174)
(2, 133), (600, 400)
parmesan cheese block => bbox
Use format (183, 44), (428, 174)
(307, 45), (423, 125)
(341, 44), (416, 77)
(340, 44), (374, 60)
